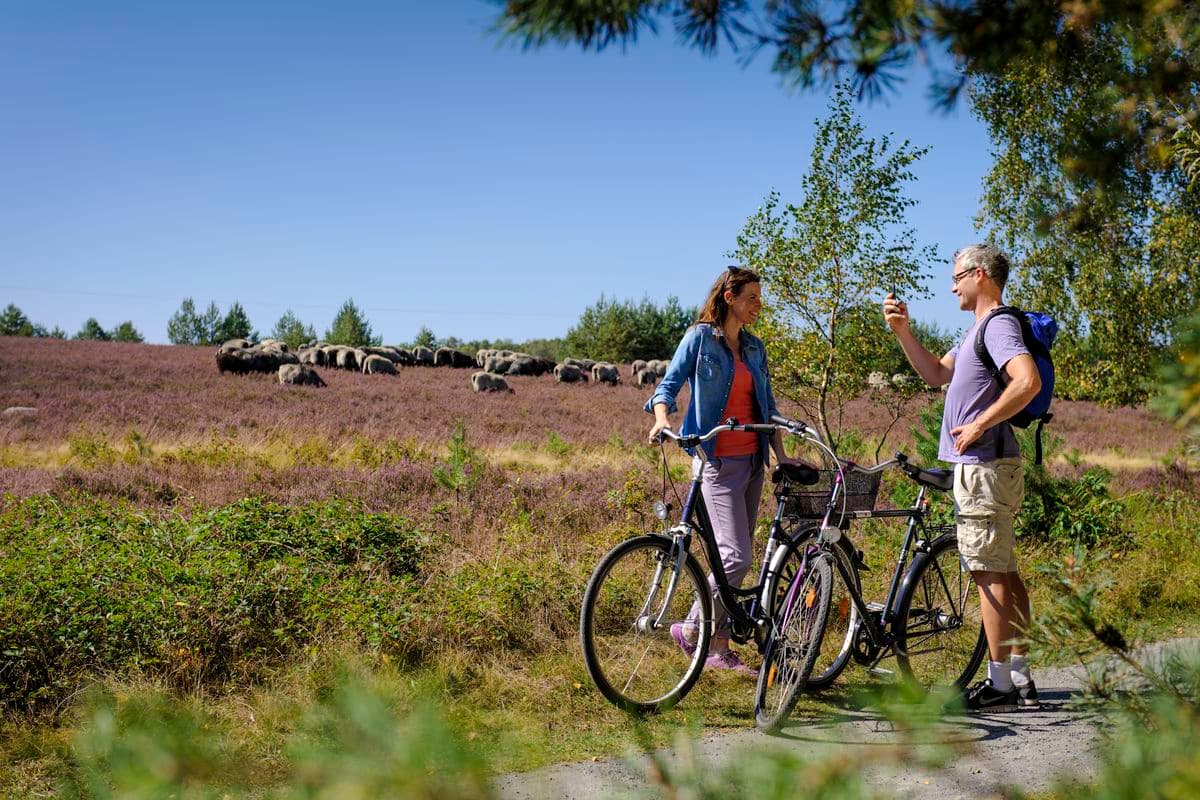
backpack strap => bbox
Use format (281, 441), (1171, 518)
(975, 305), (1050, 462)
(1032, 413), (1053, 466)
(975, 306), (1016, 460)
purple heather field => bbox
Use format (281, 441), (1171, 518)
(0, 336), (1193, 513)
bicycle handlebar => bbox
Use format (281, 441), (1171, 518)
(656, 418), (938, 478)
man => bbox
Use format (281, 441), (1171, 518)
(883, 244), (1041, 712)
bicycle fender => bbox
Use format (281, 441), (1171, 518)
(892, 532), (959, 616)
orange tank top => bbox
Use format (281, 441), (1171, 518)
(715, 355), (759, 457)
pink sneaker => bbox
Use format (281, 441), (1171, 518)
(706, 649), (758, 676)
(670, 623), (698, 658)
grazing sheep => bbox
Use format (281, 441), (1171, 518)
(216, 347), (282, 375)
(644, 359), (669, 377)
(591, 363), (620, 385)
(508, 356), (546, 376)
(635, 368), (658, 387)
(362, 354), (397, 375)
(484, 355), (512, 375)
(554, 363), (587, 383)
(335, 347), (359, 371)
(219, 338), (252, 354)
(435, 347), (476, 368)
(631, 359), (647, 377)
(471, 371), (513, 393)
(412, 346), (435, 366)
(258, 338), (289, 353)
(278, 364), (327, 387)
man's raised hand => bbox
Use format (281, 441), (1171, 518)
(883, 293), (910, 334)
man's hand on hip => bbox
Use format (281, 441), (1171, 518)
(950, 420), (986, 454)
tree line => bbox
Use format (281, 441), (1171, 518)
(0, 304), (144, 342)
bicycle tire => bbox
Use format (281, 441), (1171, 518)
(580, 534), (713, 714)
(892, 533), (987, 690)
(763, 526), (859, 689)
(754, 553), (833, 732)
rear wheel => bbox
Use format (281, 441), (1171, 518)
(580, 535), (713, 713)
(754, 553), (833, 731)
(892, 534), (987, 690)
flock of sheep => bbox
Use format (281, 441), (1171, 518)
(214, 339), (671, 394)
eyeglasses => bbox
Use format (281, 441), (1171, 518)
(951, 267), (976, 285)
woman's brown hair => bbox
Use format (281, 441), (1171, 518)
(696, 266), (761, 327)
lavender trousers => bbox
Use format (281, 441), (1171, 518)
(688, 453), (765, 638)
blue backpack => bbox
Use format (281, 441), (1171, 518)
(973, 306), (1057, 464)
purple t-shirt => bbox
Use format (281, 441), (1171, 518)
(939, 314), (1030, 464)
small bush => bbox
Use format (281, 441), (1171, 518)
(432, 421), (481, 502)
(544, 431), (572, 459)
(1020, 465), (1126, 547)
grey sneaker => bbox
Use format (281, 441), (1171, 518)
(1015, 679), (1040, 709)
(964, 679), (1019, 713)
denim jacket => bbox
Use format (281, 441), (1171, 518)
(644, 323), (781, 459)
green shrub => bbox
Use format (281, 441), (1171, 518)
(544, 431), (572, 459)
(68, 434), (118, 468)
(433, 421), (481, 503)
(0, 497), (435, 709)
(1019, 464), (1126, 547)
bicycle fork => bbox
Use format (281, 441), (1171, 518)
(635, 529), (691, 634)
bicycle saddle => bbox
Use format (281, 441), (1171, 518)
(911, 466), (953, 492)
(771, 462), (820, 486)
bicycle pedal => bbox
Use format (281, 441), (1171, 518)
(865, 602), (886, 613)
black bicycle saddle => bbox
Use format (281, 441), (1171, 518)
(912, 466), (953, 492)
(771, 462), (820, 486)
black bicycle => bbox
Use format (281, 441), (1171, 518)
(579, 418), (828, 716)
(760, 431), (988, 730)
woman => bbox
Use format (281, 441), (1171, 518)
(646, 266), (799, 675)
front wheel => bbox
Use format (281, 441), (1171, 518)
(892, 533), (987, 690)
(580, 535), (713, 714)
(764, 526), (860, 689)
(754, 553), (833, 732)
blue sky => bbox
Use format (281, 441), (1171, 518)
(1, 1), (993, 344)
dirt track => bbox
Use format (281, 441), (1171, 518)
(496, 641), (1197, 799)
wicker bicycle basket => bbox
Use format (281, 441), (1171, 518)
(776, 469), (882, 521)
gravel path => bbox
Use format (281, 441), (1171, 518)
(496, 642), (1197, 800)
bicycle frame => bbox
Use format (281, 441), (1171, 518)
(667, 456), (779, 647)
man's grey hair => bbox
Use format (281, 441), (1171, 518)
(954, 244), (1010, 290)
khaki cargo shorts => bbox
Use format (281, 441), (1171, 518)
(953, 457), (1024, 573)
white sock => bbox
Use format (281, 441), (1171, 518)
(1011, 654), (1031, 687)
(988, 660), (1013, 691)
